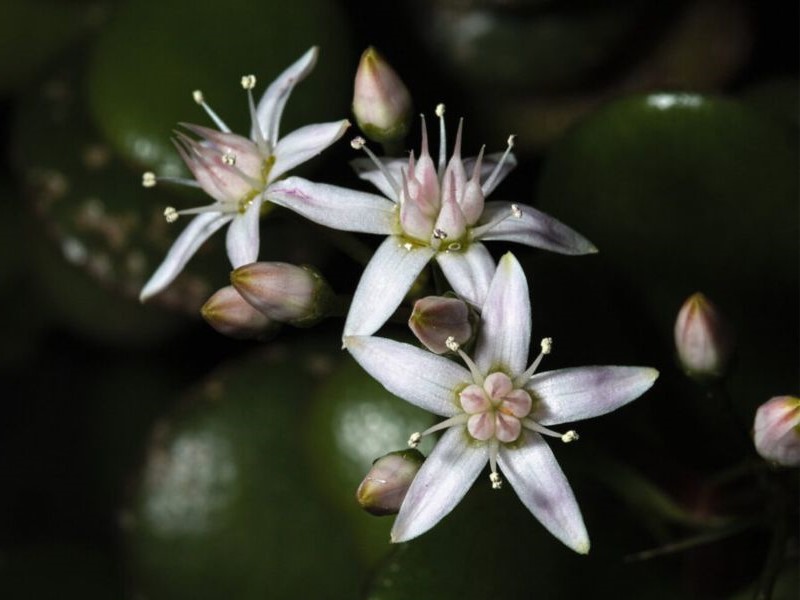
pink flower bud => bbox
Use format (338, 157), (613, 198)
(356, 449), (424, 516)
(352, 47), (412, 143)
(409, 295), (473, 354)
(230, 262), (332, 325)
(753, 396), (800, 467)
(201, 285), (275, 340)
(674, 293), (733, 379)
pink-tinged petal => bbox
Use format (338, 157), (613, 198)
(140, 212), (232, 302)
(478, 201), (597, 255)
(343, 236), (435, 336)
(435, 242), (495, 308)
(528, 366), (659, 426)
(463, 151), (517, 196)
(344, 336), (469, 417)
(474, 252), (531, 376)
(391, 427), (488, 543)
(433, 184), (467, 241)
(501, 389), (533, 418)
(225, 198), (262, 268)
(459, 384), (490, 414)
(271, 120), (350, 180)
(467, 413), (495, 441)
(483, 372), (514, 399)
(255, 47), (318, 144)
(495, 413), (521, 443)
(267, 176), (396, 234)
(498, 433), (590, 554)
(351, 156), (405, 201)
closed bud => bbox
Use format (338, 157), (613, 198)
(356, 449), (424, 516)
(674, 292), (733, 380)
(352, 47), (412, 143)
(201, 285), (276, 340)
(409, 295), (473, 354)
(753, 396), (800, 467)
(230, 262), (333, 326)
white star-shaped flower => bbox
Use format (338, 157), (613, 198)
(344, 253), (658, 551)
(266, 104), (596, 336)
(139, 47), (350, 302)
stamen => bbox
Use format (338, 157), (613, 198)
(142, 172), (157, 188)
(433, 228), (448, 240)
(222, 151), (236, 166)
(515, 337), (553, 386)
(191, 89), (231, 133)
(481, 134), (516, 195)
(511, 204), (522, 219)
(241, 74), (269, 153)
(470, 204), (523, 239)
(408, 413), (471, 448)
(490, 472), (503, 490)
(455, 347), (484, 386)
(351, 137), (400, 197)
(445, 336), (460, 352)
(489, 439), (502, 489)
(435, 103), (447, 176)
(522, 419), (578, 444)
(408, 432), (422, 448)
(240, 75), (256, 90)
(163, 206), (179, 223)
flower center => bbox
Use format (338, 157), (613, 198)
(459, 372), (532, 443)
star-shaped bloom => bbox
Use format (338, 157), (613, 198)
(344, 253), (658, 551)
(267, 104), (596, 336)
(139, 47), (350, 302)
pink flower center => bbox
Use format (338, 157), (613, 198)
(459, 372), (532, 443)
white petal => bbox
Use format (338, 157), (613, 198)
(528, 366), (659, 426)
(479, 201), (597, 255)
(463, 151), (517, 196)
(434, 242), (495, 307)
(498, 433), (589, 554)
(344, 336), (469, 417)
(225, 198), (262, 268)
(391, 427), (488, 542)
(267, 176), (396, 234)
(343, 236), (435, 336)
(139, 212), (232, 302)
(474, 253), (531, 376)
(270, 120), (350, 180)
(351, 157), (406, 201)
(255, 47), (318, 144)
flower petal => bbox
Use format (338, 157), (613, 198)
(343, 236), (435, 336)
(498, 432), (589, 553)
(225, 198), (262, 268)
(478, 201), (597, 255)
(255, 47), (318, 144)
(351, 156), (406, 201)
(474, 253), (531, 376)
(140, 212), (232, 302)
(271, 120), (351, 180)
(528, 366), (659, 426)
(267, 176), (396, 234)
(435, 242), (495, 308)
(391, 427), (488, 543)
(344, 335), (469, 417)
(463, 151), (517, 196)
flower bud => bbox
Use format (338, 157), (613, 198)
(201, 285), (276, 340)
(409, 295), (473, 354)
(356, 449), (424, 516)
(674, 292), (733, 379)
(230, 262), (333, 326)
(753, 396), (800, 467)
(352, 47), (412, 143)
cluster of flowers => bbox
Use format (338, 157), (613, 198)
(139, 47), (797, 551)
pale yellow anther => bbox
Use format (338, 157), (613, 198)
(433, 228), (448, 240)
(435, 103), (445, 118)
(561, 430), (579, 443)
(403, 242), (413, 251)
(192, 90), (204, 104)
(350, 136), (366, 150)
(142, 172), (156, 188)
(445, 336), (460, 352)
(163, 206), (179, 223)
(507, 134), (516, 147)
(222, 151), (236, 166)
(408, 432), (422, 448)
(541, 337), (553, 355)
(511, 204), (522, 219)
(490, 472), (503, 490)
(240, 74), (256, 90)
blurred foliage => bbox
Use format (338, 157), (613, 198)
(1, 0), (797, 598)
